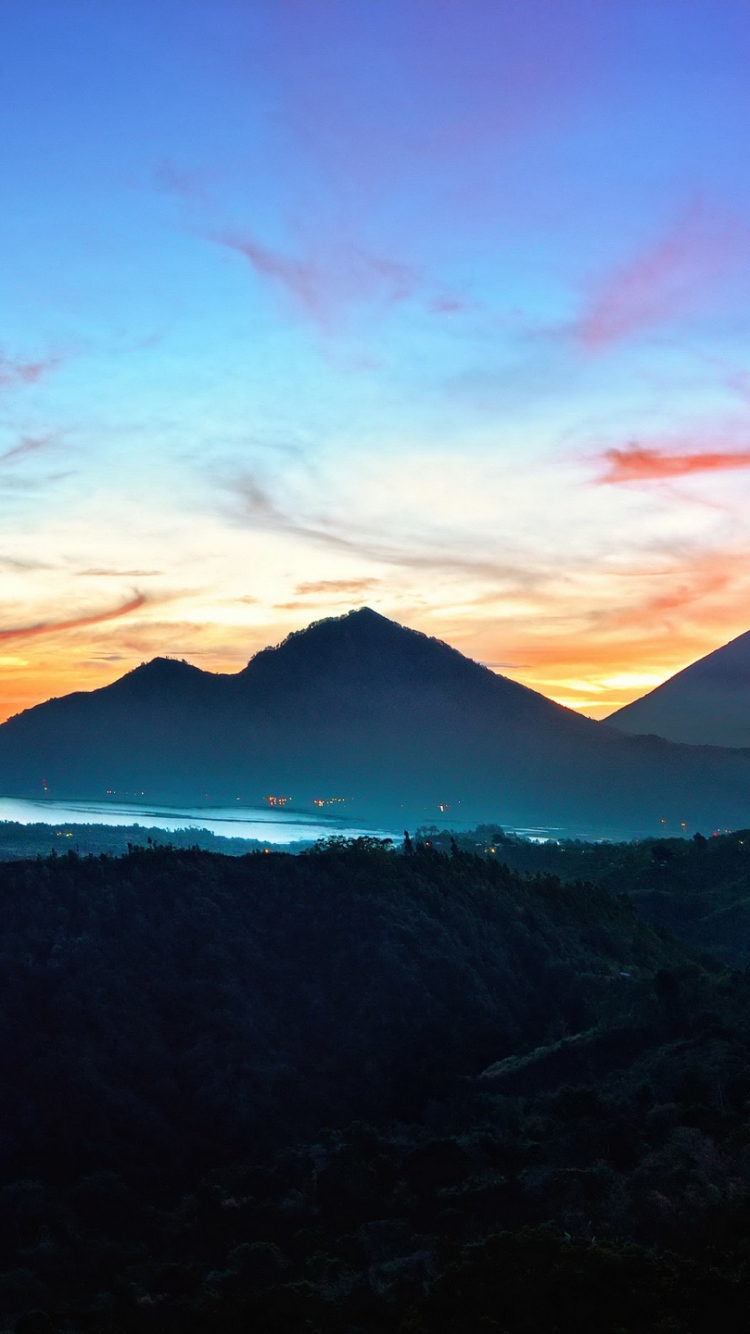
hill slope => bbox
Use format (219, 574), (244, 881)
(2, 844), (750, 1331)
(608, 628), (750, 746)
(0, 841), (681, 1182)
(2, 608), (750, 833)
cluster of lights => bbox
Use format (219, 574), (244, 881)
(313, 797), (346, 807)
(266, 796), (291, 808)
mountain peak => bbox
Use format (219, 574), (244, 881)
(122, 656), (206, 681)
(103, 655), (212, 699)
(3, 606), (750, 832)
(278, 606), (403, 643)
(608, 627), (750, 746)
(342, 606), (388, 622)
(240, 606), (478, 690)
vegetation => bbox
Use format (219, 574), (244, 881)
(0, 839), (750, 1329)
(0, 821), (306, 860)
(420, 824), (750, 966)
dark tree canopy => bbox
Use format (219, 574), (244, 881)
(0, 842), (748, 1331)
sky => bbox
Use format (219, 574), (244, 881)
(2, 0), (750, 722)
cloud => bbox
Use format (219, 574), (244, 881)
(597, 550), (736, 632)
(0, 555), (52, 571)
(574, 205), (748, 352)
(235, 476), (543, 587)
(727, 369), (750, 407)
(482, 660), (532, 668)
(0, 434), (57, 467)
(263, 0), (596, 209)
(0, 592), (148, 644)
(79, 568), (162, 576)
(597, 442), (750, 484)
(295, 578), (380, 595)
(216, 232), (419, 330)
(430, 294), (468, 315)
(0, 352), (61, 390)
(153, 159), (209, 203)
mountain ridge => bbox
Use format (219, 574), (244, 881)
(2, 607), (750, 834)
(608, 626), (750, 746)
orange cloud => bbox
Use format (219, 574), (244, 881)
(79, 568), (162, 576)
(295, 578), (380, 595)
(598, 443), (750, 483)
(604, 560), (733, 630)
(0, 593), (147, 644)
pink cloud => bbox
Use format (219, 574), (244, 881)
(262, 1), (598, 205)
(0, 353), (61, 390)
(598, 442), (750, 484)
(216, 232), (419, 330)
(430, 294), (468, 315)
(575, 206), (748, 353)
(0, 593), (148, 644)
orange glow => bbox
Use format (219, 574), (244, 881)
(599, 444), (750, 484)
(3, 541), (750, 727)
(0, 593), (148, 645)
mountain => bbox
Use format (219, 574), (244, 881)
(608, 627), (750, 746)
(2, 607), (750, 834)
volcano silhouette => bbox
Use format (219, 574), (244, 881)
(609, 628), (750, 747)
(1, 608), (749, 835)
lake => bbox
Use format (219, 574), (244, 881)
(0, 796), (398, 845)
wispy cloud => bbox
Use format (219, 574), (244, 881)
(0, 434), (57, 467)
(216, 232), (419, 331)
(574, 205), (748, 352)
(0, 555), (52, 572)
(429, 294), (469, 315)
(79, 567), (162, 576)
(597, 550), (737, 631)
(0, 352), (61, 390)
(236, 477), (543, 587)
(153, 159), (210, 203)
(727, 369), (750, 407)
(597, 442), (750, 484)
(0, 592), (148, 644)
(295, 577), (380, 595)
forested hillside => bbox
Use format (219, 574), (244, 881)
(1, 842), (750, 1330)
(0, 821), (296, 860)
(421, 825), (750, 968)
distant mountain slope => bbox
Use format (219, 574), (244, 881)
(608, 628), (750, 746)
(2, 607), (750, 834)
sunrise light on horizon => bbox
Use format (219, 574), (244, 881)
(3, 0), (750, 722)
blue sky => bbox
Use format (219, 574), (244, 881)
(2, 0), (750, 718)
